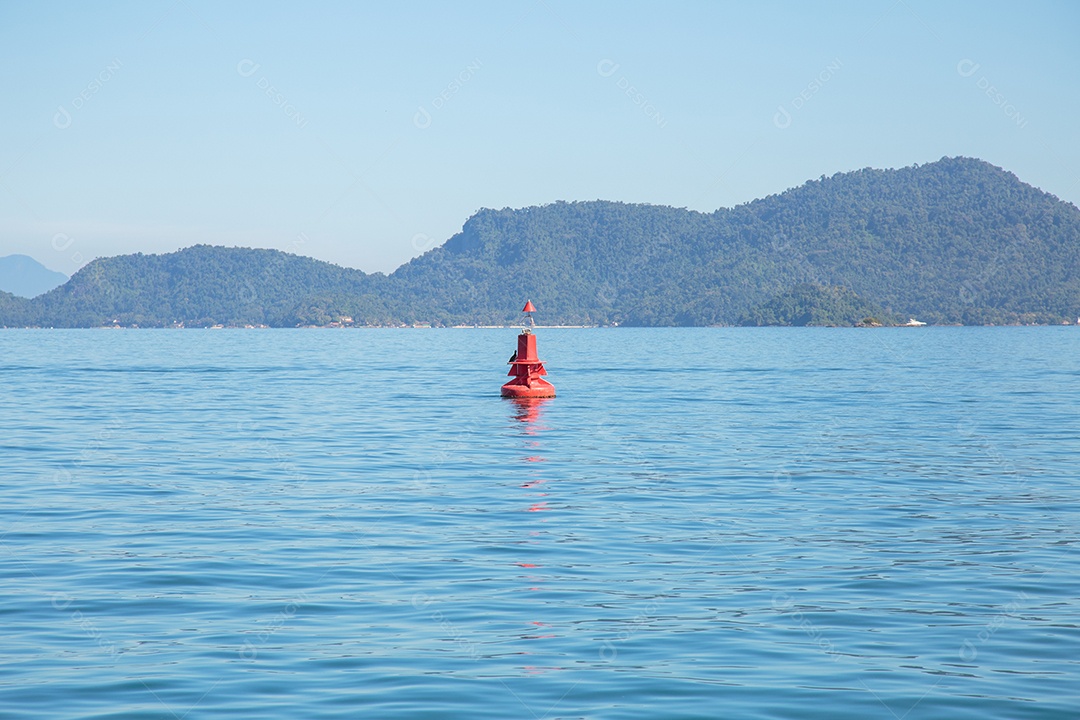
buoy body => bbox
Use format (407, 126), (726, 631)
(501, 330), (556, 398)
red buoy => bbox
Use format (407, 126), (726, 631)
(501, 301), (556, 398)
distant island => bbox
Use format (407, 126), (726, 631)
(0, 255), (68, 299)
(2, 157), (1079, 328)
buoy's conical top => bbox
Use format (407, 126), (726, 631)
(522, 300), (536, 313)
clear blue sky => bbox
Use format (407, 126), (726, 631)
(1, 0), (1077, 275)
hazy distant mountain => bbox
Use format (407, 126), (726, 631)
(0, 255), (68, 298)
(3, 157), (1079, 327)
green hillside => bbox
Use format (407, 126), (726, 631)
(3, 157), (1078, 328)
(8, 246), (388, 328)
(738, 284), (903, 327)
(389, 157), (1080, 326)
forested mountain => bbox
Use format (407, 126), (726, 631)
(3, 246), (387, 328)
(737, 284), (903, 327)
(3, 157), (1078, 328)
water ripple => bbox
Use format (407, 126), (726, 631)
(1, 328), (1078, 719)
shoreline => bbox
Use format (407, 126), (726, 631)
(3, 323), (1078, 331)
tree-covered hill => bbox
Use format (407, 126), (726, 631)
(3, 157), (1078, 328)
(4, 246), (389, 328)
(738, 284), (903, 327)
(389, 157), (1080, 326)
(0, 290), (30, 325)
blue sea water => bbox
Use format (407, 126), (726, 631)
(1, 327), (1079, 719)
